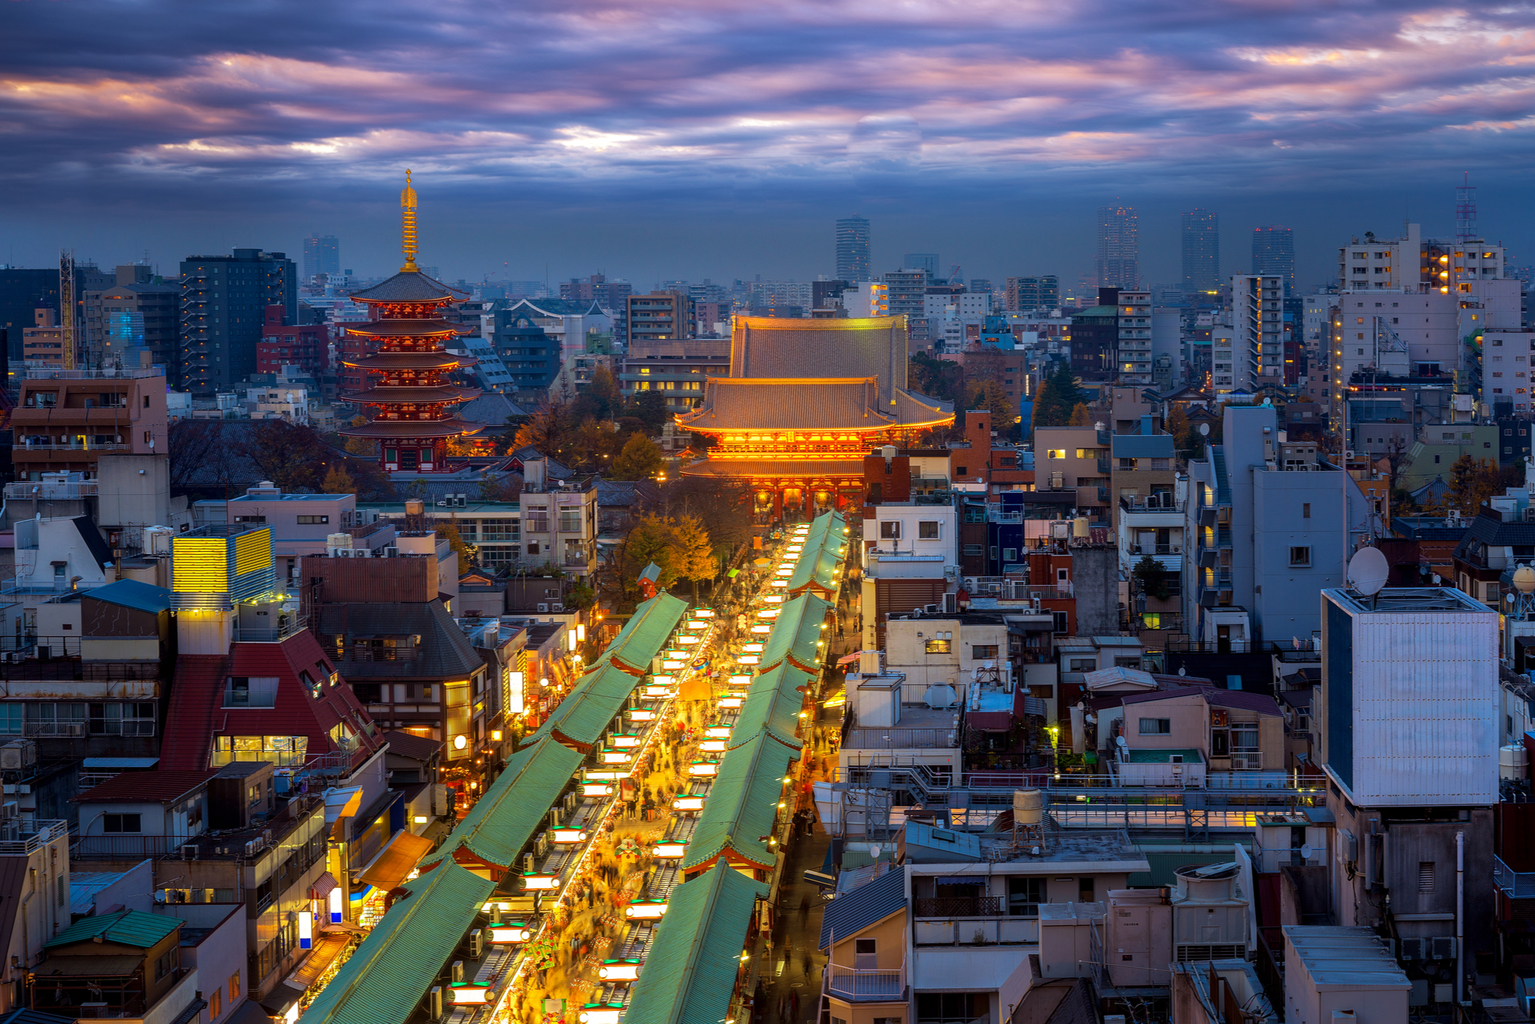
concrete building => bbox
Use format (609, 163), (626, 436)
(11, 367), (168, 481)
(1230, 274), (1285, 390)
(1252, 226), (1295, 291)
(82, 265), (179, 374)
(1184, 404), (1368, 648)
(1338, 222), (1505, 295)
(626, 292), (692, 345)
(256, 303), (328, 378)
(1032, 425), (1112, 520)
(619, 336), (729, 415)
(842, 281), (889, 319)
(179, 249), (297, 395)
(20, 307), (64, 367)
(1005, 275), (1058, 312)
(882, 269), (927, 334)
(1117, 289), (1152, 380)
(1316, 586), (1497, 980)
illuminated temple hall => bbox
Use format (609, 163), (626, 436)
(339, 172), (481, 473)
(678, 316), (952, 517)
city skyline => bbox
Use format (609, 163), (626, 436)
(4, 3), (1535, 284)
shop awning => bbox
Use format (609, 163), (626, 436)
(309, 872), (338, 902)
(288, 932), (352, 990)
(356, 830), (434, 892)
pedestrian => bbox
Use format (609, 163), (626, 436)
(798, 894), (809, 927)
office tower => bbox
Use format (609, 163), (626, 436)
(1005, 276), (1059, 312)
(179, 249), (297, 395)
(1252, 226), (1294, 291)
(836, 216), (871, 283)
(302, 235), (340, 282)
(1096, 204), (1139, 289)
(969, 279), (993, 296)
(83, 265), (179, 374)
(903, 253), (939, 278)
(1180, 209), (1220, 298)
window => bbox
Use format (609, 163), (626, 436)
(1045, 449), (1066, 460)
(558, 509), (582, 533)
(1008, 876), (1044, 916)
(103, 813), (142, 834)
(918, 521), (939, 539)
(1052, 611), (1069, 634)
(223, 676), (279, 708)
(962, 544), (983, 556)
(0, 706), (21, 735)
(154, 948), (179, 981)
(1230, 723), (1259, 768)
(1419, 861), (1436, 893)
(296, 515), (329, 525)
(972, 645), (999, 659)
(1290, 546), (1311, 567)
(880, 521), (901, 539)
(210, 989), (221, 1019)
(924, 638), (951, 654)
(854, 938), (877, 968)
(229, 973), (240, 1002)
(1139, 718), (1171, 735)
(1069, 658), (1095, 672)
(1302, 503), (1310, 519)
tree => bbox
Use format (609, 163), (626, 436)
(478, 474), (522, 502)
(1166, 405), (1193, 461)
(908, 352), (965, 404)
(612, 432), (665, 480)
(581, 365), (623, 421)
(1446, 454), (1502, 516)
(322, 464), (356, 495)
(1068, 402), (1094, 426)
(1031, 362), (1083, 428)
(628, 391), (670, 433)
(968, 379), (1013, 428)
(1133, 555), (1171, 601)
(512, 401), (570, 456)
(667, 513), (717, 584)
(435, 518), (475, 569)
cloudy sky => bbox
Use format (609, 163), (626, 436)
(4, 0), (1535, 289)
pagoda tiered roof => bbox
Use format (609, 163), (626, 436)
(350, 270), (467, 305)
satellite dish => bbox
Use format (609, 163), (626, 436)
(869, 844), (882, 859)
(1198, 423), (1210, 436)
(1347, 547), (1389, 596)
(1300, 844), (1315, 860)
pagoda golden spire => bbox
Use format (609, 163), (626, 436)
(400, 168), (419, 272)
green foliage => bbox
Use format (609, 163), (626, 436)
(908, 352), (965, 404)
(628, 391), (670, 433)
(611, 432), (665, 480)
(1031, 362), (1084, 429)
(1133, 554), (1171, 601)
(968, 379), (1014, 427)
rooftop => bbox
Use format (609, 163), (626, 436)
(1323, 586), (1489, 615)
(75, 769), (217, 805)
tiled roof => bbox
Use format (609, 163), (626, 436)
(681, 731), (796, 872)
(541, 662), (641, 747)
(757, 594), (832, 674)
(455, 392), (526, 427)
(298, 861), (494, 1024)
(421, 737), (582, 872)
(350, 270), (467, 304)
(1205, 689), (1283, 716)
(731, 663), (812, 752)
(729, 316), (907, 403)
(623, 863), (767, 1024)
(818, 863), (906, 951)
(380, 730), (441, 762)
(678, 378), (948, 432)
(45, 910), (177, 950)
(76, 770), (216, 804)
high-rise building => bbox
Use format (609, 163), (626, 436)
(302, 235), (340, 282)
(1180, 209), (1220, 298)
(836, 216), (871, 283)
(0, 264), (111, 364)
(1096, 204), (1139, 289)
(179, 248), (297, 394)
(902, 253), (938, 278)
(1252, 226), (1295, 290)
(881, 269), (927, 338)
(626, 291), (693, 344)
(1005, 276), (1059, 312)
(1224, 274), (1285, 391)
(1116, 289), (1152, 381)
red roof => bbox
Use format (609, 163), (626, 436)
(160, 631), (383, 772)
(76, 770), (217, 804)
(1121, 685), (1282, 716)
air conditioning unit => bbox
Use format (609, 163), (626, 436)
(262, 829), (273, 846)
(523, 853), (536, 874)
(0, 740), (36, 771)
(467, 928), (484, 959)
(1, 801), (19, 821)
(451, 960), (465, 984)
(550, 602), (564, 612)
(428, 986), (443, 1020)
(181, 844), (199, 861)
(537, 603), (549, 613)
(1430, 936), (1456, 960)
(1400, 937), (1424, 961)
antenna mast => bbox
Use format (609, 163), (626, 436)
(400, 169), (419, 272)
(1455, 172), (1478, 244)
(58, 249), (76, 370)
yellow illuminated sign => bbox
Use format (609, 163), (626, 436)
(235, 528), (273, 576)
(172, 539), (228, 593)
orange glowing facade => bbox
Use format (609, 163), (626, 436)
(339, 172), (481, 473)
(678, 316), (952, 518)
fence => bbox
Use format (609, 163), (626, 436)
(826, 963), (905, 1000)
(845, 728), (958, 750)
(914, 896), (1001, 917)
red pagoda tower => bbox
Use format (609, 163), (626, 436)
(339, 171), (481, 473)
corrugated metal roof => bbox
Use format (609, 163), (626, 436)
(757, 594), (831, 674)
(623, 863), (767, 1024)
(1122, 748), (1203, 763)
(818, 863), (906, 951)
(681, 732), (795, 872)
(83, 579), (172, 614)
(425, 738), (581, 871)
(731, 663), (813, 751)
(300, 861), (495, 1024)
(45, 910), (177, 950)
(544, 662), (642, 747)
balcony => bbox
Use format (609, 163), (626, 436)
(915, 896), (1001, 917)
(1495, 855), (1535, 899)
(826, 963), (906, 1001)
(13, 441), (130, 452)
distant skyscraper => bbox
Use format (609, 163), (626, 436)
(180, 249), (297, 394)
(1252, 226), (1295, 290)
(903, 253), (939, 278)
(303, 234), (340, 281)
(836, 216), (871, 282)
(1181, 209), (1220, 297)
(1096, 204), (1139, 289)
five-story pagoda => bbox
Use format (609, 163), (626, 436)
(339, 171), (481, 473)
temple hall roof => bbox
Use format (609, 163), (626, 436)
(729, 316), (908, 404)
(677, 376), (949, 433)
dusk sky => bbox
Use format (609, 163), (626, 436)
(5, 1), (1535, 289)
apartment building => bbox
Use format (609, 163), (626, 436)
(626, 292), (692, 345)
(1031, 425), (1112, 520)
(619, 336), (729, 414)
(11, 367), (169, 480)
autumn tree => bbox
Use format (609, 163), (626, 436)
(322, 464), (356, 495)
(1166, 405), (1193, 461)
(1068, 403), (1094, 426)
(967, 379), (1014, 427)
(612, 432), (665, 480)
(1446, 454), (1503, 516)
(435, 518), (476, 569)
